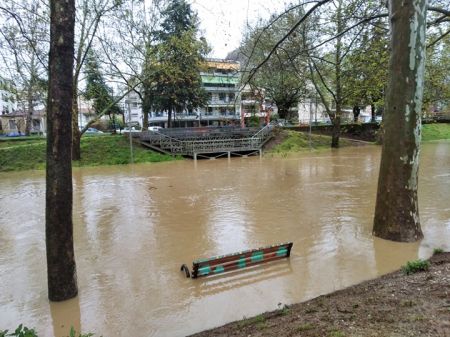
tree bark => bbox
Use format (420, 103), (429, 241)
(373, 0), (427, 242)
(25, 84), (33, 136)
(353, 105), (360, 122)
(143, 111), (149, 129)
(331, 0), (343, 148)
(331, 114), (341, 148)
(46, 0), (78, 301)
(72, 84), (81, 160)
(371, 103), (376, 123)
(168, 106), (172, 128)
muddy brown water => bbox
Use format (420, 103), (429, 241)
(1, 143), (449, 337)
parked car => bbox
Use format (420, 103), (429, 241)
(6, 132), (24, 137)
(148, 126), (162, 132)
(116, 127), (140, 134)
(85, 127), (103, 134)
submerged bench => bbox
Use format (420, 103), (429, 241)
(180, 242), (293, 279)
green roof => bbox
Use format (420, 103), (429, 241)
(201, 75), (240, 85)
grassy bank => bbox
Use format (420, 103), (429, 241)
(267, 130), (357, 154)
(193, 252), (450, 337)
(0, 135), (175, 172)
(422, 123), (450, 141)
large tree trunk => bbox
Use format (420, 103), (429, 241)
(373, 0), (427, 242)
(46, 0), (78, 301)
(72, 85), (81, 160)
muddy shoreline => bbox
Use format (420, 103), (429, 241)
(191, 252), (450, 337)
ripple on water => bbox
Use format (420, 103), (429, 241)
(0, 143), (449, 336)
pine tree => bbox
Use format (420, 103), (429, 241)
(142, 0), (208, 128)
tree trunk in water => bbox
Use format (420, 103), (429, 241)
(373, 0), (427, 242)
(331, 115), (340, 148)
(72, 85), (81, 160)
(46, 0), (78, 301)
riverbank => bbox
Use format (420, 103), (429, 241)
(422, 123), (450, 141)
(265, 129), (368, 154)
(192, 252), (450, 337)
(0, 135), (175, 172)
(1, 123), (449, 172)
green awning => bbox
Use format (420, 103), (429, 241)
(201, 75), (240, 84)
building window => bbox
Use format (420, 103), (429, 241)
(9, 120), (17, 130)
(219, 93), (226, 101)
(229, 93), (235, 101)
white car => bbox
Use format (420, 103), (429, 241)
(148, 126), (162, 132)
(116, 127), (140, 134)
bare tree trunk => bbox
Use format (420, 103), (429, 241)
(25, 55), (37, 136)
(143, 111), (149, 129)
(25, 85), (33, 136)
(168, 106), (172, 128)
(331, 0), (343, 148)
(373, 0), (427, 242)
(46, 0), (78, 301)
(371, 103), (376, 123)
(331, 114), (341, 148)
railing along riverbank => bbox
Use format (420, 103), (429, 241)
(139, 125), (274, 159)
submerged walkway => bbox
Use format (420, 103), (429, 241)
(140, 125), (274, 159)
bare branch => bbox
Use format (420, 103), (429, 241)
(81, 83), (141, 134)
(246, 0), (333, 84)
(427, 28), (450, 48)
(427, 6), (450, 17)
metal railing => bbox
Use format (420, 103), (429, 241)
(140, 126), (273, 156)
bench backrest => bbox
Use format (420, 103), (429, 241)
(191, 242), (293, 278)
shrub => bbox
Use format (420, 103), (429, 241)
(401, 259), (430, 275)
(433, 248), (444, 255)
(1, 325), (37, 337)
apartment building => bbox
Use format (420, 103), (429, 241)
(121, 59), (242, 128)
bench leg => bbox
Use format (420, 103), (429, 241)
(180, 264), (191, 278)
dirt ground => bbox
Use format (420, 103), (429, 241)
(191, 252), (450, 337)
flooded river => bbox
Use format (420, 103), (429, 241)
(1, 143), (449, 336)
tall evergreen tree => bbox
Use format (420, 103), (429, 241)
(142, 0), (208, 128)
(84, 52), (122, 126)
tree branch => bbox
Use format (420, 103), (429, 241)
(427, 28), (450, 48)
(81, 83), (140, 134)
(246, 0), (333, 85)
(427, 6), (450, 17)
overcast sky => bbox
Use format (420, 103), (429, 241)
(190, 0), (288, 59)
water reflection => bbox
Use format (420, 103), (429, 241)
(50, 296), (81, 337)
(0, 143), (449, 336)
